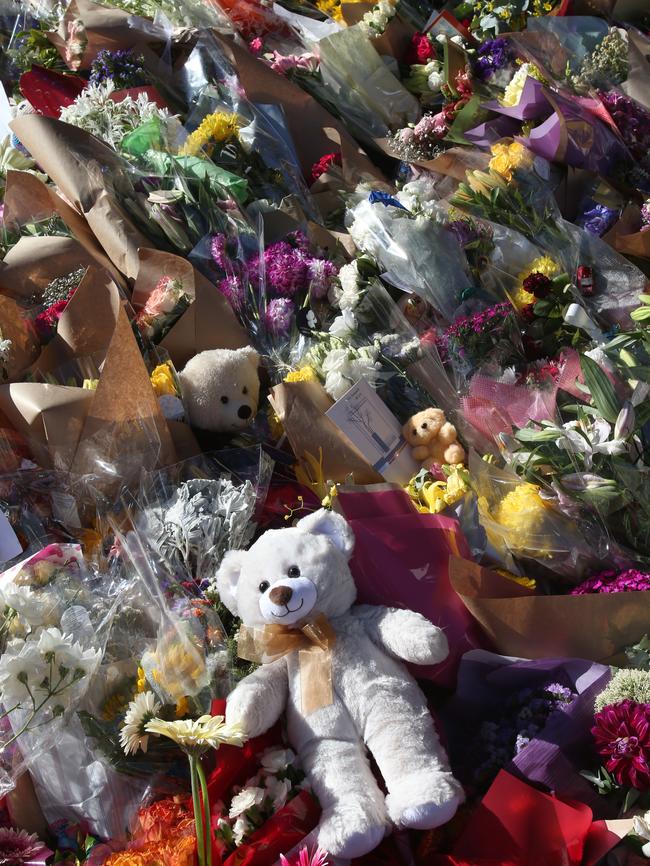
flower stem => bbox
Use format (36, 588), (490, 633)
(196, 757), (212, 866)
(189, 754), (206, 866)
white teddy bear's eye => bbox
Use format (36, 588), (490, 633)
(287, 565), (300, 578)
(221, 395), (229, 404)
(258, 580), (270, 593)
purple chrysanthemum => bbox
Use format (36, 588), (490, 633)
(217, 275), (245, 311)
(264, 297), (294, 336)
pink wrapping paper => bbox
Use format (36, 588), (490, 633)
(336, 488), (484, 688)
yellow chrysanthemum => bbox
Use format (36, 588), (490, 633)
(493, 482), (549, 535)
(496, 569), (537, 591)
(180, 112), (241, 158)
(488, 141), (533, 182)
(151, 363), (177, 397)
(285, 366), (318, 384)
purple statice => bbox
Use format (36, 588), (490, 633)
(264, 297), (295, 336)
(577, 202), (619, 236)
(474, 37), (511, 81)
(469, 680), (576, 789)
(570, 568), (650, 595)
(88, 48), (146, 89)
(599, 90), (650, 171)
(217, 275), (245, 311)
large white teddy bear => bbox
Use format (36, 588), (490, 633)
(216, 509), (464, 860)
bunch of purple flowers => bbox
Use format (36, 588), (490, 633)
(599, 90), (650, 171)
(88, 48), (146, 90)
(473, 38), (512, 81)
(470, 681), (577, 789)
(437, 302), (514, 365)
(211, 230), (338, 337)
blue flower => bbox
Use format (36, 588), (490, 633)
(368, 190), (408, 210)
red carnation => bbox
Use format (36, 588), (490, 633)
(406, 33), (434, 65)
(592, 701), (650, 790)
(310, 151), (342, 185)
(523, 271), (553, 299)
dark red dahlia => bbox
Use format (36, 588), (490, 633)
(591, 700), (650, 790)
(523, 271), (553, 299)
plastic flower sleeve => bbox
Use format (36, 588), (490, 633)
(135, 446), (273, 590)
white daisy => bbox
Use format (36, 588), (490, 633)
(119, 691), (161, 755)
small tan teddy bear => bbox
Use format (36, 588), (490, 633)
(403, 408), (465, 467)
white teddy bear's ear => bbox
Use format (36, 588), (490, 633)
(296, 509), (355, 559)
(238, 346), (260, 369)
(215, 549), (246, 614)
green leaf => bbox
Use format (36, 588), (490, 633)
(580, 354), (621, 423)
(630, 306), (650, 322)
(514, 427), (560, 443)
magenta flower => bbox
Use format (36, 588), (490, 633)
(0, 828), (51, 866)
(217, 275), (245, 311)
(592, 701), (650, 790)
(264, 298), (294, 336)
(570, 568), (650, 595)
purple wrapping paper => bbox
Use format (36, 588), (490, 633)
(469, 78), (630, 173)
(442, 650), (617, 818)
(464, 116), (521, 147)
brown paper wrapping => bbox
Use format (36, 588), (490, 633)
(341, 2), (415, 59)
(0, 306), (175, 477)
(47, 0), (159, 70)
(10, 115), (148, 281)
(27, 266), (122, 378)
(3, 170), (125, 288)
(449, 556), (650, 663)
(70, 305), (175, 476)
(0, 235), (98, 300)
(604, 205), (650, 260)
(269, 379), (383, 484)
(132, 248), (196, 309)
(160, 268), (249, 369)
(215, 33), (385, 182)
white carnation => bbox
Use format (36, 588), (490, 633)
(229, 786), (266, 819)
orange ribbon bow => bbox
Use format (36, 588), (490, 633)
(237, 614), (336, 716)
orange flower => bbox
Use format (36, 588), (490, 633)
(134, 799), (194, 843)
(104, 838), (196, 866)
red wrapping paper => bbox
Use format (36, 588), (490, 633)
(206, 700), (282, 803)
(336, 488), (483, 688)
(431, 771), (620, 866)
(19, 66), (86, 117)
(222, 790), (320, 866)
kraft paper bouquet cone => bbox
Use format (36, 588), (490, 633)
(604, 204), (650, 260)
(10, 115), (149, 281)
(449, 556), (650, 663)
(269, 379), (383, 485)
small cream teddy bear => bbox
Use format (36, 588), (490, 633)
(403, 408), (465, 467)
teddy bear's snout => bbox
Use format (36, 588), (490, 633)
(269, 585), (293, 606)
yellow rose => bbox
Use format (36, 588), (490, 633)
(488, 151), (514, 181)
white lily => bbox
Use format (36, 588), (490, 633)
(555, 417), (628, 469)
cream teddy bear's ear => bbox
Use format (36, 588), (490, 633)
(215, 549), (246, 614)
(237, 346), (260, 369)
(296, 508), (355, 559)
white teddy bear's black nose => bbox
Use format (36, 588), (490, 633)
(238, 404), (252, 419)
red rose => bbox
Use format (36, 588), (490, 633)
(309, 152), (342, 185)
(406, 33), (434, 65)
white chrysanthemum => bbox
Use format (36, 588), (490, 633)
(145, 714), (247, 754)
(427, 68), (445, 91)
(329, 261), (362, 312)
(119, 691), (162, 755)
(229, 786), (265, 819)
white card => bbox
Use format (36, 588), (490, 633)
(326, 378), (419, 484)
(0, 510), (22, 564)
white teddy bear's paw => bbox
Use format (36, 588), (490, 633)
(225, 687), (268, 738)
(385, 610), (449, 665)
(317, 805), (387, 859)
(386, 771), (463, 830)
